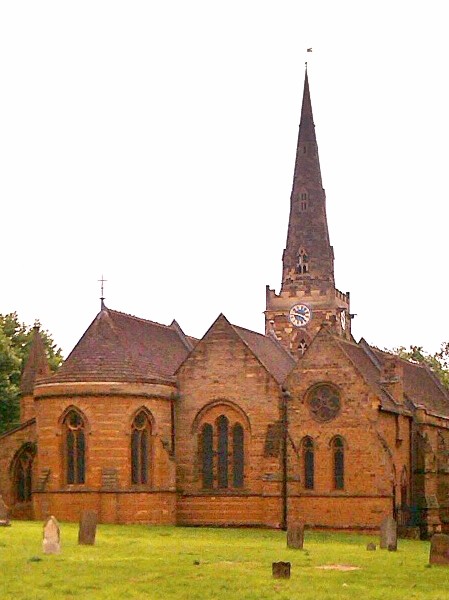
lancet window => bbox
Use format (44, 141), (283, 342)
(297, 249), (309, 273)
(131, 410), (152, 485)
(200, 415), (245, 490)
(63, 409), (86, 484)
(302, 436), (314, 490)
(13, 445), (34, 502)
(332, 436), (345, 490)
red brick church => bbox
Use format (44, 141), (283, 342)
(1, 71), (449, 536)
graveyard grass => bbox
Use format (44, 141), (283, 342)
(1, 523), (447, 600)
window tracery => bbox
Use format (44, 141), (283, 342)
(131, 410), (152, 485)
(63, 409), (86, 484)
(13, 445), (34, 502)
(199, 413), (245, 490)
(307, 384), (341, 422)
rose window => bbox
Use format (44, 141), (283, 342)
(307, 384), (340, 422)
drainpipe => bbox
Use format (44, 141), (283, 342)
(281, 387), (291, 530)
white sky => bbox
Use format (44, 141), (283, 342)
(1, 1), (448, 358)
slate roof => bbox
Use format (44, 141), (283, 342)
(337, 338), (407, 414)
(43, 307), (197, 385)
(371, 347), (449, 419)
(232, 324), (296, 384)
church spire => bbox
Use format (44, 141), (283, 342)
(282, 69), (334, 291)
(265, 69), (351, 355)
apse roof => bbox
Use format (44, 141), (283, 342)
(42, 307), (197, 385)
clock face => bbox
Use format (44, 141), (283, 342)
(289, 304), (311, 327)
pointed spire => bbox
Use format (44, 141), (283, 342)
(282, 68), (334, 291)
(20, 326), (51, 396)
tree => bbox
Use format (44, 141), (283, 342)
(0, 313), (63, 434)
(389, 343), (449, 389)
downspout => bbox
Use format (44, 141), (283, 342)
(281, 387), (291, 530)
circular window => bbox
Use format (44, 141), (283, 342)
(307, 384), (341, 422)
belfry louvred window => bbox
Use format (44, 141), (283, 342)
(63, 410), (86, 484)
(200, 415), (245, 490)
(131, 411), (152, 485)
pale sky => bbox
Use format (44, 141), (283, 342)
(1, 1), (448, 358)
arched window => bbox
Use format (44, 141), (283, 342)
(332, 436), (344, 490)
(198, 413), (245, 490)
(302, 436), (314, 490)
(217, 415), (229, 488)
(63, 410), (86, 484)
(232, 423), (244, 488)
(201, 423), (214, 489)
(13, 445), (34, 502)
(131, 410), (152, 485)
(297, 248), (309, 273)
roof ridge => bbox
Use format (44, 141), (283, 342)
(108, 308), (177, 331)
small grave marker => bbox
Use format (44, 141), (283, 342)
(287, 522), (304, 549)
(272, 561), (291, 578)
(429, 534), (449, 565)
(0, 495), (10, 527)
(78, 510), (98, 545)
(43, 516), (61, 554)
(366, 542), (376, 551)
(380, 516), (397, 550)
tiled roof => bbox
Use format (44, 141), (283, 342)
(338, 339), (407, 414)
(20, 328), (51, 394)
(44, 308), (196, 385)
(371, 347), (449, 419)
(232, 324), (296, 384)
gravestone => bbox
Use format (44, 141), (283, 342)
(272, 561), (291, 578)
(78, 510), (98, 545)
(0, 495), (10, 526)
(429, 533), (449, 565)
(43, 516), (61, 554)
(366, 542), (376, 551)
(380, 516), (397, 550)
(287, 522), (304, 549)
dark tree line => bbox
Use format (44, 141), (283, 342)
(389, 343), (449, 389)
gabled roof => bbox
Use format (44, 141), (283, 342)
(231, 323), (296, 384)
(20, 327), (51, 394)
(43, 307), (197, 385)
(175, 314), (296, 385)
(370, 346), (449, 419)
(338, 338), (408, 414)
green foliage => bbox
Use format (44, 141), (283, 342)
(390, 343), (449, 389)
(0, 313), (63, 434)
(0, 523), (446, 600)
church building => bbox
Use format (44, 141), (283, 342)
(1, 70), (449, 536)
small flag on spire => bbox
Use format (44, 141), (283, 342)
(307, 48), (313, 52)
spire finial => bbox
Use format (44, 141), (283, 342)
(98, 275), (107, 309)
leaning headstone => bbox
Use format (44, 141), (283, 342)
(287, 522), (304, 549)
(0, 495), (10, 527)
(272, 561), (291, 578)
(366, 542), (376, 551)
(78, 510), (98, 545)
(380, 516), (397, 550)
(429, 533), (449, 565)
(42, 516), (61, 554)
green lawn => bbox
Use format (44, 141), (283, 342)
(0, 522), (446, 599)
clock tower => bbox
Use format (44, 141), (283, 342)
(265, 69), (351, 356)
